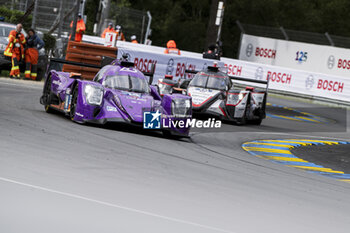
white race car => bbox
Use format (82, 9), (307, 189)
(157, 65), (269, 125)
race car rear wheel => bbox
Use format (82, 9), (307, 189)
(43, 75), (54, 113)
(70, 85), (78, 121)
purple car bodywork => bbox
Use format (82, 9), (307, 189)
(40, 60), (192, 136)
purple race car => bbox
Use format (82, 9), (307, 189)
(40, 58), (192, 137)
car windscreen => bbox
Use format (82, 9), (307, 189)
(103, 75), (150, 93)
(0, 26), (14, 37)
(189, 73), (228, 90)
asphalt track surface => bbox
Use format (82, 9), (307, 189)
(0, 78), (350, 233)
(292, 144), (350, 174)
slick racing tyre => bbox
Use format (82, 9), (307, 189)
(43, 75), (54, 113)
(235, 105), (247, 125)
(70, 85), (78, 121)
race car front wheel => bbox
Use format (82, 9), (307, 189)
(235, 106), (247, 125)
(70, 85), (78, 121)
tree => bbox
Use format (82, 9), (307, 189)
(91, 0), (350, 58)
(85, 0), (100, 35)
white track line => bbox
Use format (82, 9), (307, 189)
(0, 176), (234, 233)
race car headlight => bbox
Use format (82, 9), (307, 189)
(171, 98), (191, 117)
(227, 93), (244, 106)
(84, 84), (103, 105)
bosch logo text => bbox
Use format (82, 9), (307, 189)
(317, 79), (344, 93)
(267, 71), (292, 84)
(255, 47), (276, 59)
(224, 64), (242, 76)
(337, 59), (350, 70)
(176, 63), (196, 78)
(134, 58), (157, 73)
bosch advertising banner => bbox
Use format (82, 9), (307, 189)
(117, 46), (350, 102)
(117, 48), (223, 83)
(117, 47), (350, 102)
(82, 34), (350, 102)
(221, 57), (350, 102)
(239, 34), (350, 78)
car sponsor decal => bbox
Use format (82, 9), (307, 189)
(121, 91), (141, 96)
(106, 106), (118, 112)
(52, 80), (61, 86)
(242, 139), (350, 183)
(188, 87), (220, 107)
(75, 112), (84, 117)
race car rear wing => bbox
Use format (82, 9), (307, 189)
(50, 58), (102, 69)
(229, 75), (268, 85)
(48, 57), (155, 84)
(185, 68), (269, 90)
(229, 75), (270, 94)
(184, 69), (198, 74)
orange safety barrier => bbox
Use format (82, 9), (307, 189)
(63, 41), (117, 80)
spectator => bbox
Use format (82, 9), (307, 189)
(130, 35), (138, 44)
(4, 23), (26, 79)
(115, 25), (126, 41)
(101, 22), (115, 38)
(24, 28), (44, 80)
(69, 13), (86, 42)
(164, 40), (181, 55)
